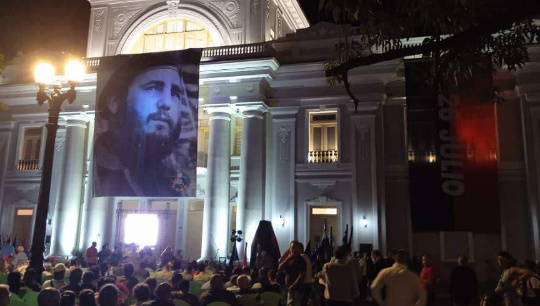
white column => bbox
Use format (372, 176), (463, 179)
(236, 103), (267, 258)
(83, 197), (116, 248)
(200, 106), (234, 260)
(50, 118), (88, 256)
(174, 198), (188, 252)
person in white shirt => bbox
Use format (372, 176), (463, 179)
(370, 249), (426, 306)
(317, 246), (360, 306)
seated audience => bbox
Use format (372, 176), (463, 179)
(132, 283), (152, 306)
(117, 263), (139, 292)
(12, 246), (28, 268)
(145, 277), (158, 300)
(0, 284), (10, 306)
(23, 268), (41, 292)
(79, 289), (97, 306)
(155, 261), (174, 282)
(98, 284), (119, 306)
(252, 268), (280, 293)
(200, 274), (241, 306)
(194, 263), (210, 283)
(142, 282), (175, 306)
(172, 278), (200, 306)
(38, 287), (61, 306)
(134, 262), (151, 279)
(43, 264), (67, 289)
(81, 271), (97, 292)
(66, 259), (79, 276)
(61, 268), (83, 295)
(7, 271), (25, 297)
(60, 290), (76, 306)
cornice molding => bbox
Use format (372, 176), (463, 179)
(275, 0), (309, 30)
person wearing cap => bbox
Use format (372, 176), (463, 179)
(42, 263), (67, 289)
(94, 52), (197, 197)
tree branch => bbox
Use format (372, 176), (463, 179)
(326, 1), (540, 77)
(342, 72), (359, 111)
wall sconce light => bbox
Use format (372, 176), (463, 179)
(360, 216), (368, 228)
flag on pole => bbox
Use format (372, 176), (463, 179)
(347, 225), (353, 250)
(242, 242), (248, 268)
(329, 226), (334, 259)
(342, 224), (349, 245)
(229, 243), (239, 268)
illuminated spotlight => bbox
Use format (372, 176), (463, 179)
(124, 213), (159, 247)
(360, 216), (368, 228)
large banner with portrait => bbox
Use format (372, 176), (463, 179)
(93, 50), (202, 197)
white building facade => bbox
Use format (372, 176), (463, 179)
(0, 0), (539, 278)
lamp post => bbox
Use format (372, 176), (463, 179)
(29, 60), (85, 279)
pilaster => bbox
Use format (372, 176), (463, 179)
(350, 105), (384, 253)
(270, 106), (298, 253)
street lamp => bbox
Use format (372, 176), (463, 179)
(29, 60), (85, 280)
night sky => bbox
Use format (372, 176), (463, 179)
(0, 0), (322, 61)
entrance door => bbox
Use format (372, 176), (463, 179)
(12, 208), (35, 247)
(308, 206), (339, 251)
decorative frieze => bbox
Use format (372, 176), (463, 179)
(357, 122), (370, 164)
(93, 8), (105, 32)
(111, 8), (141, 40)
(210, 0), (240, 28)
(277, 124), (291, 162)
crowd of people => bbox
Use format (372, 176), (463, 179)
(0, 239), (539, 306)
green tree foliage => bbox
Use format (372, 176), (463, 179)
(320, 0), (540, 108)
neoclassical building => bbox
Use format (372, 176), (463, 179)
(1, 0), (540, 280)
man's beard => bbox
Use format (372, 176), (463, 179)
(120, 111), (181, 183)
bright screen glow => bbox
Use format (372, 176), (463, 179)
(124, 214), (159, 246)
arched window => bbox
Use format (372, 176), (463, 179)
(129, 17), (218, 54)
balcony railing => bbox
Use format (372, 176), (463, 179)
(17, 159), (39, 170)
(85, 42), (274, 72)
(308, 150), (339, 163)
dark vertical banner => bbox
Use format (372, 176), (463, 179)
(406, 60), (500, 234)
(406, 60), (454, 231)
(93, 50), (202, 197)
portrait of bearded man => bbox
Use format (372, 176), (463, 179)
(94, 51), (200, 197)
